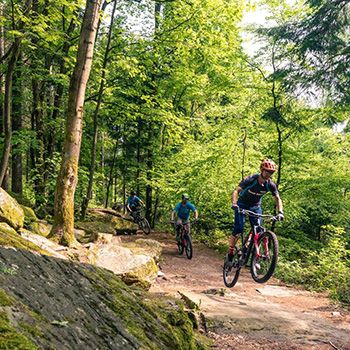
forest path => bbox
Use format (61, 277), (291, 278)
(121, 232), (350, 350)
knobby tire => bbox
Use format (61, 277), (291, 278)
(250, 230), (278, 283)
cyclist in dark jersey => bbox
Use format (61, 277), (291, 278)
(227, 159), (284, 261)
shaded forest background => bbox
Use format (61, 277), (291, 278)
(0, 0), (349, 304)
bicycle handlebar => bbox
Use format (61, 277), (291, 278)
(236, 206), (278, 221)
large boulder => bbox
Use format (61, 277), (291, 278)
(0, 188), (24, 230)
(0, 247), (205, 350)
(91, 235), (159, 289)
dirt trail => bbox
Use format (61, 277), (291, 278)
(121, 232), (350, 350)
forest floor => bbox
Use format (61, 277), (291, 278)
(121, 231), (350, 350)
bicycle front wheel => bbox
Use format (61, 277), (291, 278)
(251, 230), (278, 283)
(185, 235), (193, 260)
(140, 218), (151, 235)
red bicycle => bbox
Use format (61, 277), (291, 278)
(223, 207), (279, 288)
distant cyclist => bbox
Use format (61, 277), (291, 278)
(227, 159), (284, 261)
(171, 193), (198, 242)
(127, 191), (145, 221)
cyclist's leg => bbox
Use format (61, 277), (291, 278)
(228, 207), (245, 260)
(248, 205), (263, 231)
(175, 218), (182, 242)
(183, 220), (190, 235)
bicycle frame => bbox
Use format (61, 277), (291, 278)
(177, 222), (190, 242)
(238, 208), (276, 266)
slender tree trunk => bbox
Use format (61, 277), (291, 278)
(276, 124), (282, 187)
(49, 0), (102, 246)
(0, 39), (21, 185)
(31, 77), (46, 205)
(0, 0), (4, 135)
(105, 141), (118, 208)
(11, 58), (23, 194)
(81, 0), (117, 218)
(0, 0), (32, 185)
(241, 128), (247, 180)
(136, 117), (142, 194)
(145, 129), (153, 223)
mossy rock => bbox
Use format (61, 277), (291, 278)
(21, 206), (38, 225)
(0, 188), (24, 230)
(120, 258), (159, 290)
(0, 247), (209, 349)
(123, 239), (162, 262)
(0, 288), (41, 349)
(75, 220), (116, 235)
(29, 221), (51, 237)
(0, 223), (48, 254)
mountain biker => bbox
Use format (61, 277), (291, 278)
(127, 191), (145, 221)
(227, 159), (284, 262)
(171, 194), (199, 242)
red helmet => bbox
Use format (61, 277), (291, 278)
(260, 159), (276, 172)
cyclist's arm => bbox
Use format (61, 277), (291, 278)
(171, 210), (177, 221)
(274, 193), (283, 213)
(232, 186), (242, 206)
(193, 209), (198, 220)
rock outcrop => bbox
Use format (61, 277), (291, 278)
(0, 247), (206, 349)
(0, 188), (24, 230)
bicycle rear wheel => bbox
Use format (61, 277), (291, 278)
(140, 218), (151, 235)
(251, 230), (278, 283)
(223, 249), (241, 288)
(185, 235), (193, 260)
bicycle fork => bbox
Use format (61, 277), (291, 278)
(254, 234), (269, 258)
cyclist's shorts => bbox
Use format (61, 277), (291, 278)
(232, 202), (262, 236)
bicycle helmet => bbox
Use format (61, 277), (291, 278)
(130, 190), (136, 196)
(182, 193), (190, 200)
(260, 159), (276, 172)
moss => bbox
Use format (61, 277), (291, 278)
(0, 312), (37, 349)
(20, 206), (38, 226)
(0, 223), (50, 255)
(75, 220), (117, 235)
(0, 289), (14, 307)
(121, 258), (159, 290)
(28, 221), (50, 237)
(90, 268), (207, 349)
(0, 188), (25, 230)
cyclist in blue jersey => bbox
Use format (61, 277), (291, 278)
(127, 191), (145, 221)
(171, 193), (198, 241)
(227, 159), (284, 261)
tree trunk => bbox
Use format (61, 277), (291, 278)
(0, 0), (4, 135)
(0, 0), (32, 185)
(11, 58), (23, 194)
(136, 117), (142, 194)
(81, 0), (117, 218)
(49, 0), (102, 246)
(145, 129), (153, 223)
(105, 141), (118, 208)
(0, 39), (21, 185)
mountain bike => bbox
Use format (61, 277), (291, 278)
(131, 208), (151, 235)
(171, 221), (194, 259)
(223, 207), (279, 288)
